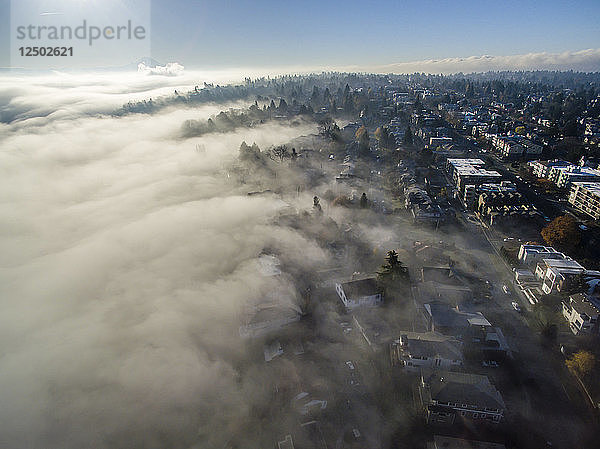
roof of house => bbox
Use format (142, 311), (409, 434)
(398, 333), (463, 361)
(424, 303), (491, 329)
(340, 277), (379, 298)
(422, 370), (505, 411)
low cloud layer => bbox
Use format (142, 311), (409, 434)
(368, 48), (600, 74)
(138, 62), (186, 76)
(0, 71), (321, 448)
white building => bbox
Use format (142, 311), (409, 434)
(518, 244), (566, 266)
(514, 268), (536, 284)
(535, 258), (586, 294)
(335, 277), (383, 310)
(562, 294), (600, 335)
(446, 159), (502, 195)
(569, 182), (600, 220)
(429, 136), (453, 148)
(555, 166), (600, 189)
(528, 160), (571, 179)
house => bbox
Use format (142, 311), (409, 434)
(405, 185), (443, 223)
(335, 277), (382, 310)
(562, 293), (600, 335)
(535, 258), (585, 294)
(239, 298), (302, 339)
(423, 303), (491, 336)
(427, 435), (506, 449)
(420, 267), (473, 304)
(419, 370), (505, 425)
(391, 332), (463, 371)
(423, 303), (509, 356)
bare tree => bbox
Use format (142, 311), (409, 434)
(268, 145), (289, 163)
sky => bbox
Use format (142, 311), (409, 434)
(149, 0), (600, 68)
(0, 0), (599, 72)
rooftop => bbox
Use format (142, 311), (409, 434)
(448, 159), (501, 178)
(572, 181), (600, 197)
(397, 332), (463, 361)
(424, 303), (491, 329)
(340, 277), (380, 298)
(422, 370), (505, 411)
(540, 258), (584, 270)
(568, 293), (600, 317)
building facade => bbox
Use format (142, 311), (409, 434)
(569, 182), (600, 220)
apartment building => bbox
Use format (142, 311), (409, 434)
(569, 182), (600, 220)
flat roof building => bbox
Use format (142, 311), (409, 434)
(569, 182), (600, 220)
(446, 159), (502, 195)
(528, 159), (570, 179)
(518, 244), (566, 265)
(556, 166), (600, 189)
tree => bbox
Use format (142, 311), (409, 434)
(360, 192), (368, 209)
(268, 145), (289, 163)
(318, 117), (341, 141)
(566, 350), (595, 378)
(541, 215), (581, 250)
(355, 126), (370, 156)
(374, 126), (393, 150)
(313, 196), (322, 214)
(568, 272), (589, 294)
(239, 141), (263, 163)
(539, 320), (557, 343)
(403, 126), (414, 146)
(377, 250), (409, 285)
(413, 97), (422, 111)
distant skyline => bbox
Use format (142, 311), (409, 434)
(1, 0), (599, 72)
